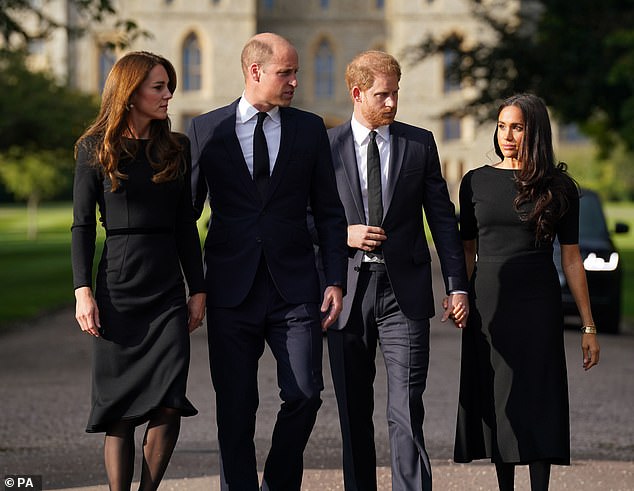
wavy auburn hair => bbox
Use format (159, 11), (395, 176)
(75, 51), (184, 190)
(494, 93), (574, 243)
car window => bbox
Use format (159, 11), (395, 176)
(579, 192), (609, 240)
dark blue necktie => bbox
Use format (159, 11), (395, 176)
(253, 111), (269, 198)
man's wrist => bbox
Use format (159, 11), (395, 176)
(449, 290), (468, 295)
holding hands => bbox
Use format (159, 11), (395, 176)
(442, 293), (469, 329)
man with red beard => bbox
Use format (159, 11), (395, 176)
(326, 50), (469, 490)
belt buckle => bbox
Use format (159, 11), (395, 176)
(363, 252), (385, 264)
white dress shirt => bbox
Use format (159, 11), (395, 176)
(236, 95), (282, 177)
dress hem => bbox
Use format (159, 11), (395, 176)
(85, 404), (198, 434)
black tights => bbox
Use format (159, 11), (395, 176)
(495, 461), (551, 491)
(104, 408), (181, 491)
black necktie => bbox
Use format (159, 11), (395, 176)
(367, 130), (383, 227)
(253, 111), (269, 198)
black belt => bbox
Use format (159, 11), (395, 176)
(359, 262), (387, 272)
(106, 227), (173, 237)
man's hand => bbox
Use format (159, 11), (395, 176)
(321, 285), (343, 331)
(348, 224), (386, 251)
(441, 293), (469, 329)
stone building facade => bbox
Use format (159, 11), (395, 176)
(21, 0), (511, 193)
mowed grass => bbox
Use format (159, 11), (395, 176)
(0, 203), (88, 324)
(0, 201), (632, 326)
(0, 202), (209, 327)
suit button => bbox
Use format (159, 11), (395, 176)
(353, 266), (360, 272)
(256, 237), (262, 243)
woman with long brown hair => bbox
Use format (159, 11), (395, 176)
(453, 93), (600, 490)
(72, 51), (205, 490)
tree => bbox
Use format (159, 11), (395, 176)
(404, 0), (634, 156)
(0, 49), (97, 151)
(0, 48), (98, 237)
(0, 148), (73, 239)
(0, 0), (148, 49)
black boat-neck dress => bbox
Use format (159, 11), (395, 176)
(454, 165), (579, 465)
(72, 136), (204, 432)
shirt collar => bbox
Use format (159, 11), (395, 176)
(351, 115), (390, 146)
(238, 94), (281, 124)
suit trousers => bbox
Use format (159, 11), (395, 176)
(328, 263), (432, 491)
(207, 257), (323, 491)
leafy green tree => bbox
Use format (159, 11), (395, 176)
(0, 48), (98, 237)
(0, 49), (97, 151)
(1, 0), (147, 49)
(0, 148), (73, 238)
(404, 0), (634, 156)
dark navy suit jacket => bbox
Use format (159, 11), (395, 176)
(328, 120), (468, 326)
(189, 99), (347, 308)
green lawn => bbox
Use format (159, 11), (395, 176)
(0, 203), (83, 324)
(0, 202), (210, 326)
(606, 202), (634, 249)
(0, 201), (632, 327)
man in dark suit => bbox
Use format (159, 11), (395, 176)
(187, 33), (347, 491)
(327, 50), (469, 490)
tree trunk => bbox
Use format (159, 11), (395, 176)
(27, 194), (39, 240)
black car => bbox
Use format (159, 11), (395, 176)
(554, 189), (629, 334)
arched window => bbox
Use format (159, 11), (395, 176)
(314, 39), (334, 100)
(443, 49), (460, 93)
(98, 46), (116, 92)
(442, 116), (462, 141)
(182, 33), (201, 92)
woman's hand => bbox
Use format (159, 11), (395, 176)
(187, 292), (206, 333)
(582, 333), (600, 370)
(75, 286), (100, 337)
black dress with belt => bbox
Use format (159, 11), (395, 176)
(71, 135), (204, 433)
(454, 165), (579, 465)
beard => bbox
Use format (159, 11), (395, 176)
(362, 104), (396, 128)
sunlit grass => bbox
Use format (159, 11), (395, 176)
(0, 202), (208, 326)
(605, 202), (634, 249)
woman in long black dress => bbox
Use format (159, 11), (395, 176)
(453, 93), (600, 490)
(72, 51), (205, 491)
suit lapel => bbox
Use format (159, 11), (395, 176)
(337, 124), (366, 223)
(266, 107), (296, 203)
(217, 101), (261, 201)
(385, 123), (406, 218)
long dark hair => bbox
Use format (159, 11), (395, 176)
(494, 93), (573, 243)
(75, 51), (184, 191)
